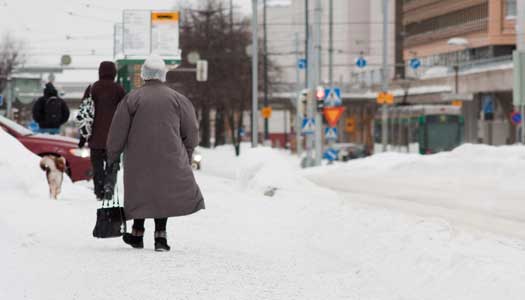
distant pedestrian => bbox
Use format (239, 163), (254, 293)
(32, 82), (69, 134)
(78, 61), (126, 200)
(106, 55), (204, 252)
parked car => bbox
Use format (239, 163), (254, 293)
(332, 143), (368, 161)
(0, 115), (92, 182)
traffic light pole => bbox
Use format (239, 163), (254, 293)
(295, 32), (303, 156)
(518, 0), (525, 143)
(314, 0), (323, 166)
(381, 0), (389, 152)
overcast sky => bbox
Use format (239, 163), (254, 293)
(0, 0), (255, 67)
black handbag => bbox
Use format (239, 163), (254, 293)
(92, 185), (126, 238)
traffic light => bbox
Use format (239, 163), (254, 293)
(316, 86), (325, 112)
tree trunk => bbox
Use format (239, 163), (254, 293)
(214, 106), (226, 147)
(200, 104), (211, 148)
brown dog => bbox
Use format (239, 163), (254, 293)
(39, 156), (66, 199)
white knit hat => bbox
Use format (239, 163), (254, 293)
(141, 54), (167, 81)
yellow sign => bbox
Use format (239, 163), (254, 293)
(151, 12), (180, 22)
(377, 92), (394, 105)
(345, 117), (356, 133)
(451, 100), (463, 107)
(261, 107), (272, 119)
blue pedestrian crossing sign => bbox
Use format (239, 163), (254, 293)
(325, 127), (338, 140)
(323, 148), (339, 162)
(356, 57), (367, 68)
(409, 58), (421, 70)
(324, 87), (342, 106)
(301, 118), (315, 135)
(297, 58), (307, 70)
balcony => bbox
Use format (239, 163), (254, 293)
(404, 18), (488, 48)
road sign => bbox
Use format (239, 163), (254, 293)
(482, 95), (494, 121)
(409, 58), (421, 70)
(298, 58), (307, 70)
(451, 100), (463, 107)
(196, 60), (208, 82)
(261, 106), (272, 119)
(323, 107), (345, 127)
(0, 95), (3, 106)
(377, 92), (394, 105)
(122, 10), (181, 60)
(323, 148), (339, 162)
(301, 118), (315, 135)
(345, 117), (356, 133)
(356, 57), (367, 68)
(324, 87), (342, 106)
(325, 127), (338, 140)
(511, 112), (523, 125)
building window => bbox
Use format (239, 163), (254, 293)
(506, 0), (517, 18)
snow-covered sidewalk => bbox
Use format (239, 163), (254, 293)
(2, 131), (525, 300)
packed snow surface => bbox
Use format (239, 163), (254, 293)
(1, 130), (525, 300)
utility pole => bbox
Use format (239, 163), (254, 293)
(295, 32), (303, 156)
(313, 0), (322, 166)
(381, 0), (390, 152)
(305, 28), (314, 166)
(328, 0), (334, 87)
(251, 0), (259, 148)
(304, 0), (309, 89)
(263, 0), (269, 141)
(518, 0), (525, 143)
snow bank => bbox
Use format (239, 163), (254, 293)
(198, 144), (309, 193)
(0, 129), (49, 198)
(306, 144), (525, 237)
(0, 129), (88, 200)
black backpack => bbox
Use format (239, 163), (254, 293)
(43, 97), (63, 127)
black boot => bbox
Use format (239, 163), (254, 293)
(123, 229), (144, 249)
(154, 231), (170, 252)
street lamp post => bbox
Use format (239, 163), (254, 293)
(447, 37), (469, 95)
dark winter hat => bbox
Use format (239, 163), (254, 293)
(43, 82), (58, 97)
(99, 61), (117, 80)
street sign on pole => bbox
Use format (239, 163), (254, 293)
(301, 118), (315, 135)
(345, 117), (356, 133)
(356, 57), (367, 68)
(323, 148), (339, 162)
(325, 127), (338, 140)
(511, 112), (523, 126)
(323, 107), (345, 127)
(409, 58), (421, 70)
(377, 92), (394, 105)
(261, 106), (272, 119)
(196, 60), (208, 82)
(324, 87), (342, 106)
(298, 58), (307, 70)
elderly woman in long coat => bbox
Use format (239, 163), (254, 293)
(106, 55), (205, 251)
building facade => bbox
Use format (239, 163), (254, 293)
(401, 0), (518, 145)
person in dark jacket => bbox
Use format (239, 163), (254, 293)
(106, 55), (204, 251)
(81, 61), (126, 200)
(32, 82), (69, 134)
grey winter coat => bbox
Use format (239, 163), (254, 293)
(107, 80), (204, 220)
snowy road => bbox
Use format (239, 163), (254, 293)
(2, 131), (525, 300)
